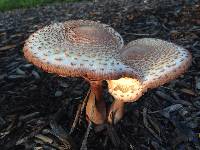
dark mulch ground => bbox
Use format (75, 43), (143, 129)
(0, 0), (200, 149)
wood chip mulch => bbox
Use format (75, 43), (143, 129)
(0, 0), (200, 149)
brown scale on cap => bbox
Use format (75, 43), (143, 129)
(68, 25), (114, 45)
(23, 20), (140, 81)
(108, 38), (192, 103)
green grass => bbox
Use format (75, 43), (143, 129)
(0, 0), (82, 11)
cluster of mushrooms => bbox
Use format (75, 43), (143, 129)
(23, 20), (192, 125)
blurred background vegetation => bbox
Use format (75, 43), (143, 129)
(0, 0), (83, 11)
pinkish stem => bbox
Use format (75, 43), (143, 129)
(86, 81), (106, 124)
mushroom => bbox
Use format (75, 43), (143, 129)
(23, 20), (140, 125)
(107, 38), (192, 124)
(23, 20), (191, 125)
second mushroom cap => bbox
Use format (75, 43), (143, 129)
(108, 38), (192, 102)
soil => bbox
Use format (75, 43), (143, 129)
(0, 0), (200, 150)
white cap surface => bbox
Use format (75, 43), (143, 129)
(24, 20), (140, 81)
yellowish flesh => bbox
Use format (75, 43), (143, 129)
(107, 77), (143, 102)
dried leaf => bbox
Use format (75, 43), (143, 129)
(159, 104), (183, 118)
(155, 91), (175, 103)
(0, 45), (16, 51)
(147, 115), (160, 135)
(180, 88), (197, 96)
(143, 108), (161, 142)
(35, 134), (53, 144)
(54, 91), (62, 97)
(32, 70), (40, 79)
(19, 112), (40, 121)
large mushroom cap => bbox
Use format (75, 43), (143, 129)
(23, 20), (140, 81)
(107, 38), (192, 102)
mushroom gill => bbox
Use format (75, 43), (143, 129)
(107, 77), (143, 102)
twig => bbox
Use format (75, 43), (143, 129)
(69, 89), (91, 135)
(143, 108), (161, 142)
(69, 104), (82, 135)
(50, 120), (74, 149)
(80, 90), (95, 150)
(124, 29), (160, 36)
(80, 89), (91, 117)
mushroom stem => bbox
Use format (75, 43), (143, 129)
(108, 100), (125, 124)
(86, 81), (106, 124)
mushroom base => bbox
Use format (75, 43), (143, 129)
(86, 81), (125, 125)
(86, 81), (107, 125)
